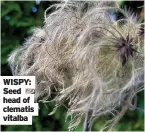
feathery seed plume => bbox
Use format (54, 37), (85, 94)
(8, 1), (144, 131)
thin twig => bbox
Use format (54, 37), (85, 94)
(127, 102), (144, 113)
(124, 96), (144, 113)
(108, 105), (128, 132)
(129, 104), (144, 113)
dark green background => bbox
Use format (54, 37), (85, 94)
(1, 1), (144, 131)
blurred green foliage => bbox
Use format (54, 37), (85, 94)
(1, 1), (144, 131)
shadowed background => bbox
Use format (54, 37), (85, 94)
(1, 0), (144, 131)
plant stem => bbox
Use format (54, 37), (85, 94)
(83, 110), (93, 132)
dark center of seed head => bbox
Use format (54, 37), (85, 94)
(115, 35), (136, 66)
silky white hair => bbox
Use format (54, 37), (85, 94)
(8, 1), (144, 131)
